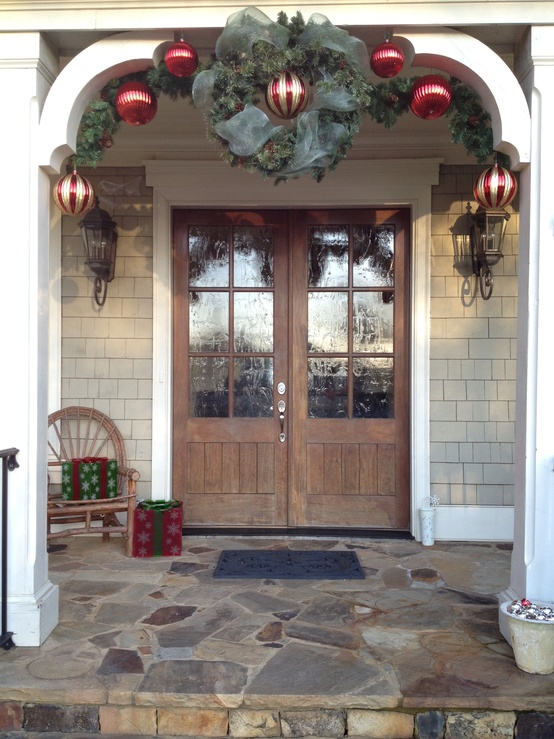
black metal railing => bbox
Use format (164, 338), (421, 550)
(1, 447), (19, 651)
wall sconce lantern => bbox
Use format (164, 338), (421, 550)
(470, 207), (509, 300)
(471, 163), (517, 300)
(79, 198), (118, 307)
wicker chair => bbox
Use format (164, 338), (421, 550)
(47, 406), (140, 556)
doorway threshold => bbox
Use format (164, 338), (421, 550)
(182, 526), (414, 540)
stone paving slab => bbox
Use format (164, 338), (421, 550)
(3, 534), (554, 727)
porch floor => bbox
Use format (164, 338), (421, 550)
(2, 535), (554, 737)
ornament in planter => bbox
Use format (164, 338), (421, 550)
(53, 170), (95, 216)
(473, 163), (518, 209)
(501, 600), (554, 674)
(115, 80), (158, 126)
(266, 71), (308, 119)
(164, 36), (198, 77)
(410, 75), (452, 120)
(370, 41), (404, 78)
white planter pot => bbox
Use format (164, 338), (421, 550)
(500, 602), (554, 674)
(419, 506), (436, 546)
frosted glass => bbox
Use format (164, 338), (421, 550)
(234, 357), (274, 417)
(308, 292), (348, 353)
(353, 225), (394, 287)
(353, 292), (394, 353)
(234, 292), (273, 353)
(308, 226), (349, 287)
(308, 358), (348, 418)
(189, 226), (229, 287)
(353, 358), (394, 418)
(234, 226), (274, 287)
(189, 292), (229, 352)
(189, 357), (229, 417)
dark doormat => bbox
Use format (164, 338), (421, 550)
(213, 549), (365, 580)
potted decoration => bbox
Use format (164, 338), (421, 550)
(501, 599), (554, 674)
(419, 495), (439, 546)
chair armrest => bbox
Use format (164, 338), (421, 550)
(117, 466), (140, 482)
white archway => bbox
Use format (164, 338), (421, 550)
(39, 27), (531, 173)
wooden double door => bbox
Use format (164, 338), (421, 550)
(173, 208), (410, 531)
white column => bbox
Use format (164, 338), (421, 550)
(501, 27), (554, 630)
(0, 33), (59, 645)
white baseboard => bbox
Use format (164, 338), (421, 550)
(431, 505), (514, 542)
(8, 580), (59, 646)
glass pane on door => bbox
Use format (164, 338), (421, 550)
(307, 223), (396, 419)
(188, 224), (276, 418)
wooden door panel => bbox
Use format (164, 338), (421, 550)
(306, 442), (397, 496)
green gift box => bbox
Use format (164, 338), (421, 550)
(61, 457), (118, 500)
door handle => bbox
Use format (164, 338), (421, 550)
(278, 400), (286, 442)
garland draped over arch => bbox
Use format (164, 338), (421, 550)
(75, 7), (500, 182)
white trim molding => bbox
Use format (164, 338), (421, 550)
(146, 158), (439, 539)
(434, 505), (514, 542)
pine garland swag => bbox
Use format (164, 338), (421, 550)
(74, 11), (501, 175)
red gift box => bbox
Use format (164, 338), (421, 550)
(133, 500), (182, 557)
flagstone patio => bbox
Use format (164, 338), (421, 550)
(1, 535), (554, 737)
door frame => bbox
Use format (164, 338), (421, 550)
(146, 158), (440, 538)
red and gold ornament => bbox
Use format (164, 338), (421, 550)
(53, 170), (95, 216)
(115, 80), (158, 126)
(266, 71), (307, 119)
(410, 75), (452, 120)
(370, 41), (404, 78)
(164, 40), (198, 77)
(473, 163), (518, 209)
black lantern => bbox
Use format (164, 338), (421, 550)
(470, 207), (509, 300)
(79, 198), (118, 307)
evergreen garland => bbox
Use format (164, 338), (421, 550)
(74, 11), (501, 175)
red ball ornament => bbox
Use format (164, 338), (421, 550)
(266, 71), (308, 119)
(410, 75), (452, 120)
(473, 163), (518, 209)
(370, 41), (405, 78)
(115, 81), (158, 126)
(53, 170), (95, 216)
(164, 40), (198, 77)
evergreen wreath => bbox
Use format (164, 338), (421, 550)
(74, 8), (502, 178)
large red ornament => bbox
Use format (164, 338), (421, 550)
(164, 40), (198, 77)
(115, 81), (158, 126)
(473, 163), (518, 209)
(370, 41), (404, 78)
(53, 170), (95, 216)
(410, 75), (452, 120)
(266, 71), (307, 119)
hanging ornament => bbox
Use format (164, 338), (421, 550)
(53, 170), (95, 216)
(473, 163), (518, 209)
(266, 71), (308, 119)
(164, 37), (198, 77)
(115, 80), (158, 126)
(410, 75), (452, 120)
(370, 41), (405, 78)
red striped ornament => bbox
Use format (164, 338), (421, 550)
(410, 75), (452, 120)
(370, 41), (405, 78)
(473, 164), (518, 209)
(53, 170), (95, 216)
(115, 80), (158, 126)
(266, 71), (307, 119)
(164, 40), (198, 77)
